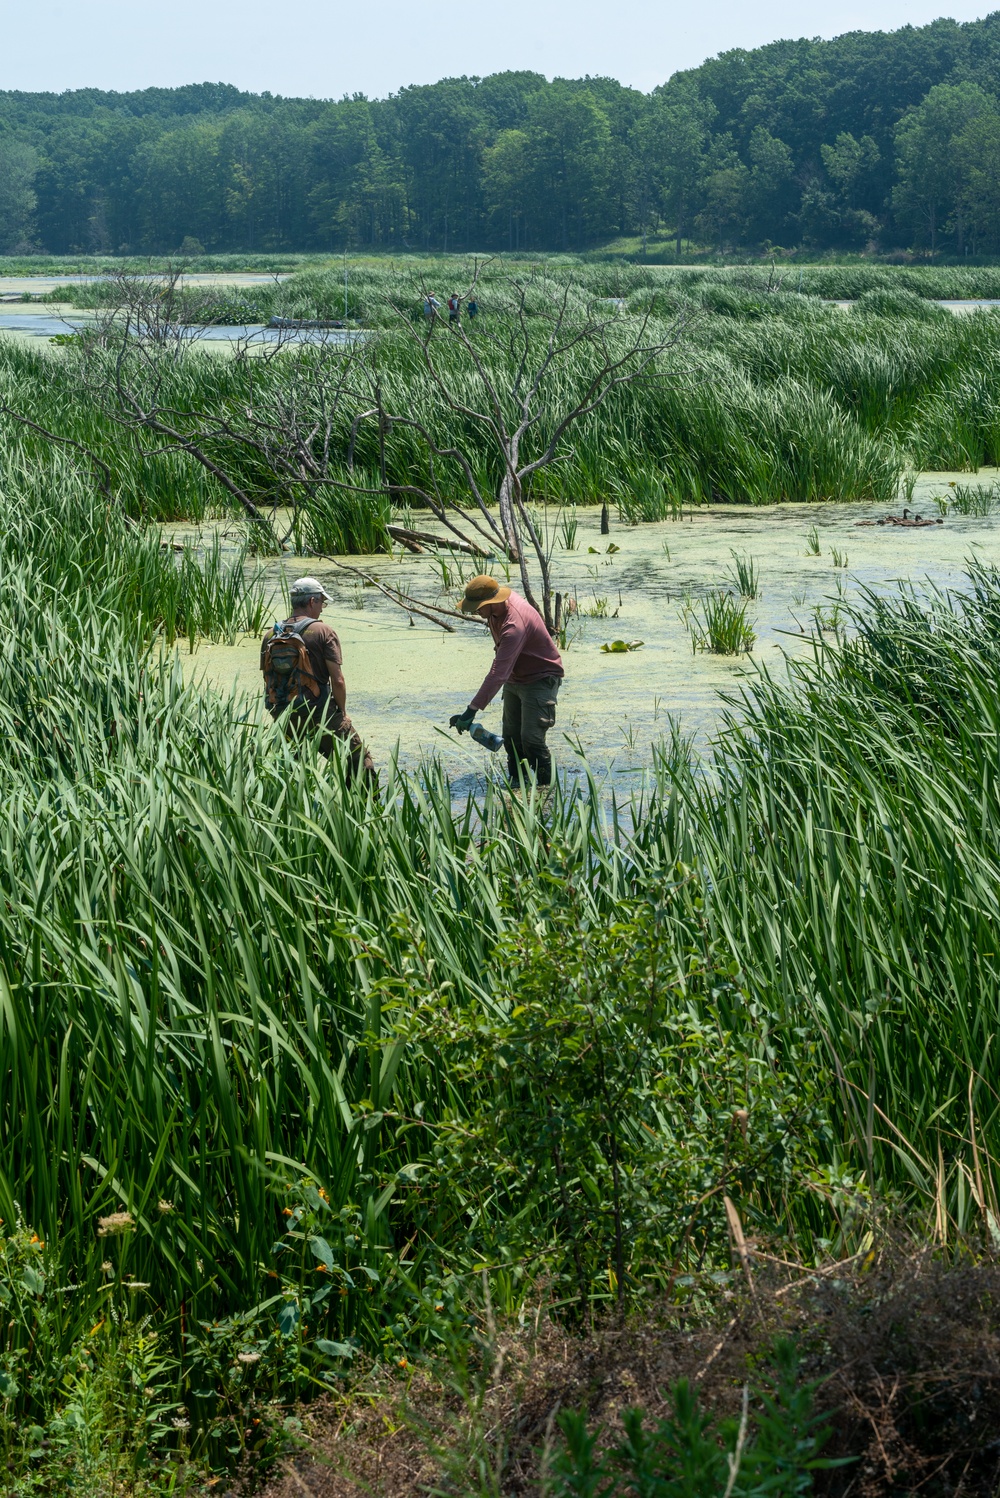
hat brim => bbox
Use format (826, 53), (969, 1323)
(460, 583), (511, 613)
(291, 587), (333, 603)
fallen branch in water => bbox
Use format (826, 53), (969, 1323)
(386, 524), (490, 557)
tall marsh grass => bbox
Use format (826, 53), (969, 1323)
(725, 551), (760, 598)
(943, 480), (1000, 515)
(686, 590), (756, 654)
(3, 431), (1000, 1460)
(16, 261), (1000, 542)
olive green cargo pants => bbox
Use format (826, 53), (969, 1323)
(501, 675), (561, 786)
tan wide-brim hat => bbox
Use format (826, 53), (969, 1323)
(459, 574), (512, 613)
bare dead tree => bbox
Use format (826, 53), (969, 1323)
(361, 260), (696, 629)
(28, 268), (693, 635)
(75, 275), (488, 629)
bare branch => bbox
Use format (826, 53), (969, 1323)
(305, 552), (486, 633)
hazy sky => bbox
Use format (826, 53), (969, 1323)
(2, 2), (995, 99)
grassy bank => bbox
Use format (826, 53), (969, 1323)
(0, 253), (321, 276)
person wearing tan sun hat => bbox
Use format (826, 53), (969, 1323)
(450, 575), (564, 786)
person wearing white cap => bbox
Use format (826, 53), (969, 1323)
(260, 576), (374, 782)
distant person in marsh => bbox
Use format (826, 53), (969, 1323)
(449, 575), (564, 786)
(447, 293), (461, 324)
(261, 576), (375, 784)
(423, 294), (441, 320)
(466, 297), (479, 321)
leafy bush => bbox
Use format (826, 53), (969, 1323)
(397, 895), (839, 1309)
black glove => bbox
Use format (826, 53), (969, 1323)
(449, 705), (477, 734)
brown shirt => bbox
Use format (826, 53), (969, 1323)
(260, 616), (343, 697)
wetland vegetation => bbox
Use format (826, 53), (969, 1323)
(1, 258), (1000, 1493)
(19, 257), (1000, 539)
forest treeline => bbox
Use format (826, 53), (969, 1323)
(6, 12), (1000, 256)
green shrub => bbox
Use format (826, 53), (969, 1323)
(550, 1341), (841, 1498)
(397, 896), (837, 1307)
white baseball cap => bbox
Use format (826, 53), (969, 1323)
(289, 575), (333, 601)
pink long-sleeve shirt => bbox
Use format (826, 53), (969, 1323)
(470, 591), (564, 710)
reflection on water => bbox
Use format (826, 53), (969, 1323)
(180, 481), (1000, 797)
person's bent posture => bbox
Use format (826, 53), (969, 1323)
(261, 576), (375, 784)
(450, 575), (564, 786)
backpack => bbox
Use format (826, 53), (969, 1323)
(262, 618), (325, 717)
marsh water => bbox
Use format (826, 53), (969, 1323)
(180, 476), (1000, 796)
(0, 272), (297, 346)
(0, 304), (349, 346)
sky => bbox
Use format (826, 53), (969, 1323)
(0, 1), (995, 100)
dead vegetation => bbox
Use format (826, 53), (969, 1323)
(257, 1241), (1000, 1498)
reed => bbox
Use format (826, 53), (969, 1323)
(15, 265), (1000, 539)
(15, 259), (1000, 1478)
(305, 472), (393, 554)
(1, 431), (1000, 1461)
(20, 261), (1000, 538)
(687, 590), (756, 654)
(558, 506), (580, 549)
(725, 550), (761, 598)
(647, 563), (1000, 1245)
(945, 480), (1000, 516)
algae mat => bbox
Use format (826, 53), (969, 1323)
(182, 481), (1000, 794)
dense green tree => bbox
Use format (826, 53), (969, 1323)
(743, 126), (796, 244)
(308, 101), (407, 249)
(893, 82), (995, 252)
(643, 78), (716, 255)
(519, 84), (614, 249)
(132, 123), (226, 251)
(480, 128), (531, 248)
(954, 110), (1000, 253)
(0, 140), (38, 251)
(821, 131), (881, 208)
(798, 132), (883, 248)
(695, 155), (751, 251)
(5, 12), (1000, 255)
